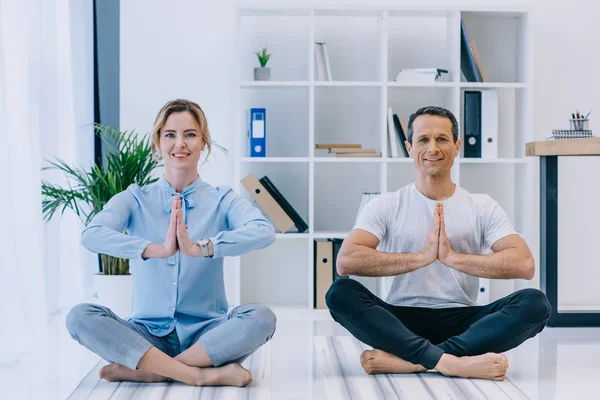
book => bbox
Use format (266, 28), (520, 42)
(259, 176), (308, 233)
(387, 107), (401, 158)
(460, 20), (483, 82)
(314, 43), (325, 81)
(393, 114), (409, 157)
(322, 43), (332, 81)
(470, 40), (487, 82)
(315, 42), (332, 81)
(315, 143), (362, 149)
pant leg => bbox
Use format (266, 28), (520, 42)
(195, 304), (277, 367)
(65, 303), (180, 370)
(437, 288), (551, 356)
(325, 279), (444, 370)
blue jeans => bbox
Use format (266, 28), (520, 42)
(66, 303), (276, 370)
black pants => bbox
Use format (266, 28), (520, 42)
(325, 279), (551, 370)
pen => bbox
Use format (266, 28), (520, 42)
(572, 113), (576, 120)
(585, 109), (592, 119)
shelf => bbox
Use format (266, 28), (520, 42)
(387, 158), (413, 163)
(241, 157), (309, 163)
(236, 6), (533, 309)
(241, 81), (310, 87)
(312, 231), (350, 239)
(388, 82), (456, 88)
(557, 305), (600, 313)
(275, 233), (310, 239)
(313, 81), (384, 87)
(459, 158), (526, 164)
(314, 157), (383, 163)
(459, 82), (527, 89)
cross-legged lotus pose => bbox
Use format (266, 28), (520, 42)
(66, 99), (277, 387)
(326, 106), (551, 381)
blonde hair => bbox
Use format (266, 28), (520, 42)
(151, 99), (212, 161)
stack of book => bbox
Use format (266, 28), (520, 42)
(241, 173), (308, 233)
(315, 143), (381, 158)
(394, 68), (449, 83)
(546, 129), (594, 140)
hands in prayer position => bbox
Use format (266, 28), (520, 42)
(154, 196), (208, 259)
(420, 203), (458, 266)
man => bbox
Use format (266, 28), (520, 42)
(326, 106), (550, 381)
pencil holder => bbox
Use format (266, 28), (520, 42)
(570, 119), (589, 131)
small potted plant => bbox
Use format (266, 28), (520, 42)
(254, 47), (272, 81)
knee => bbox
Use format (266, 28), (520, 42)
(325, 278), (362, 313)
(518, 289), (552, 322)
(65, 303), (107, 338)
(250, 304), (277, 341)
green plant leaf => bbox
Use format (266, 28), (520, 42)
(40, 124), (162, 274)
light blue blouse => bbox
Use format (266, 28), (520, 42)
(81, 176), (275, 349)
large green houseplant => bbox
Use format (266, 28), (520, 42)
(41, 124), (161, 275)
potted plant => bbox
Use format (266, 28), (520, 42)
(41, 124), (160, 317)
(254, 46), (272, 81)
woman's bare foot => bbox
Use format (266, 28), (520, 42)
(360, 349), (428, 375)
(99, 363), (167, 383)
(188, 363), (253, 387)
(436, 353), (508, 381)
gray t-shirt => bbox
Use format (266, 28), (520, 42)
(354, 183), (516, 308)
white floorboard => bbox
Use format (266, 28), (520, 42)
(2, 309), (599, 399)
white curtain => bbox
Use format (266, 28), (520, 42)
(0, 0), (94, 364)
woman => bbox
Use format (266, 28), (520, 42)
(66, 99), (276, 387)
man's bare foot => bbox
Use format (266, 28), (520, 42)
(188, 363), (253, 387)
(360, 349), (427, 375)
(99, 363), (167, 383)
(436, 353), (508, 381)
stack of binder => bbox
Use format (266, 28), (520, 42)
(314, 238), (347, 309)
(242, 173), (308, 233)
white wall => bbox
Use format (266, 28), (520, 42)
(121, 0), (600, 306)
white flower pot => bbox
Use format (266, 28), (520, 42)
(92, 273), (133, 319)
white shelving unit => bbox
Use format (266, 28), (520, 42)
(231, 6), (534, 312)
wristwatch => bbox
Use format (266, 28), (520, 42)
(196, 238), (211, 258)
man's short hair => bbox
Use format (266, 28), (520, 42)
(406, 106), (459, 144)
